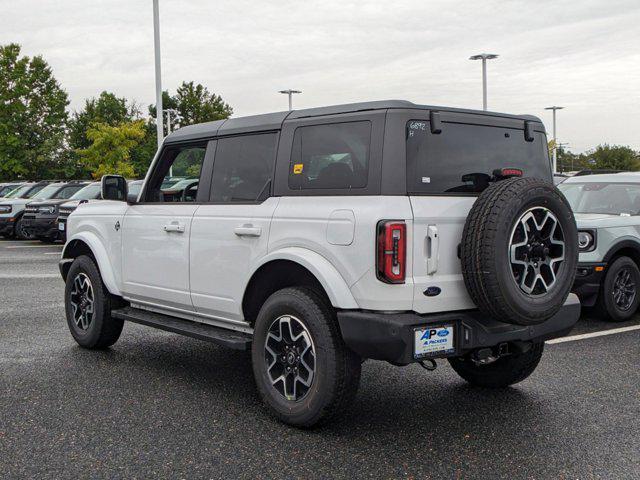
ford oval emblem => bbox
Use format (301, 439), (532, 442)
(437, 329), (450, 337)
(423, 286), (441, 297)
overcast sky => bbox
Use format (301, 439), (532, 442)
(2, 0), (639, 152)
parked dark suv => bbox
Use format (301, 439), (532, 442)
(22, 181), (89, 242)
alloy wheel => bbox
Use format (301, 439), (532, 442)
(69, 273), (95, 330)
(264, 315), (316, 401)
(612, 267), (636, 311)
(509, 207), (565, 296)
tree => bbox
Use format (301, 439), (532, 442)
(149, 81), (233, 135)
(77, 120), (146, 179)
(68, 91), (139, 150)
(0, 43), (69, 180)
(587, 144), (640, 171)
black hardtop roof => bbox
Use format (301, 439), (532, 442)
(164, 100), (544, 144)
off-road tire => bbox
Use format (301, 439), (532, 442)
(252, 287), (361, 428)
(597, 256), (640, 322)
(448, 342), (544, 388)
(64, 255), (124, 349)
(14, 216), (34, 240)
(461, 177), (578, 326)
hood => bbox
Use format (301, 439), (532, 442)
(27, 199), (73, 208)
(59, 200), (82, 210)
(0, 198), (30, 206)
(574, 212), (638, 228)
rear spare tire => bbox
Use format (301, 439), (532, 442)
(461, 177), (577, 326)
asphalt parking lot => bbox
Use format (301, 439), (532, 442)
(1, 238), (639, 479)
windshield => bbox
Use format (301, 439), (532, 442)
(31, 185), (61, 200)
(0, 185), (19, 197)
(70, 183), (101, 200)
(558, 182), (640, 215)
(3, 186), (27, 198)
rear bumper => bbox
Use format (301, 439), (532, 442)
(337, 294), (581, 365)
(572, 262), (606, 307)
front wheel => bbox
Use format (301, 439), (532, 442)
(64, 255), (124, 349)
(252, 287), (361, 428)
(15, 217), (34, 240)
(448, 342), (544, 388)
(597, 256), (640, 322)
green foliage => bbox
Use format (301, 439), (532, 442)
(77, 120), (146, 179)
(587, 144), (640, 171)
(0, 43), (69, 180)
(148, 81), (233, 136)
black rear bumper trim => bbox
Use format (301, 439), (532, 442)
(337, 294), (581, 365)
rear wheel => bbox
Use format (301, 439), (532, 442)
(64, 255), (124, 349)
(252, 287), (361, 427)
(448, 342), (544, 388)
(597, 256), (640, 322)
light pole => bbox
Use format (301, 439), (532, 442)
(153, 0), (163, 150)
(545, 106), (564, 173)
(279, 89), (301, 111)
(469, 53), (498, 111)
(164, 108), (181, 177)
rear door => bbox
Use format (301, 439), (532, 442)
(189, 132), (279, 326)
(403, 111), (551, 314)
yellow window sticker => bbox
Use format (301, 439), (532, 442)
(293, 163), (304, 174)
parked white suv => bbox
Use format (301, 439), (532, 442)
(60, 101), (580, 427)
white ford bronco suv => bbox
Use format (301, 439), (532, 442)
(60, 101), (580, 427)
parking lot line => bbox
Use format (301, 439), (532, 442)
(0, 273), (59, 278)
(4, 245), (64, 249)
(547, 325), (640, 344)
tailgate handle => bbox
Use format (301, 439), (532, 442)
(426, 225), (439, 274)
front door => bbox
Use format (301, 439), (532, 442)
(121, 142), (210, 312)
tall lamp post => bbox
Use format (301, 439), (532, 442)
(545, 106), (564, 173)
(164, 108), (181, 177)
(469, 53), (498, 111)
(279, 89), (301, 111)
(153, 0), (163, 150)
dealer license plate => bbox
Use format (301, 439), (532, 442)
(414, 325), (455, 358)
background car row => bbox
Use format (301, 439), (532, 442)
(0, 179), (146, 242)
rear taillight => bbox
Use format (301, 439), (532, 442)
(376, 220), (406, 284)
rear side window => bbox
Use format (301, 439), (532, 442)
(406, 121), (551, 194)
(210, 133), (277, 203)
(288, 121), (371, 190)
(55, 185), (86, 199)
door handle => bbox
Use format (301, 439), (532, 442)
(163, 222), (185, 233)
(234, 225), (262, 237)
(426, 225), (439, 274)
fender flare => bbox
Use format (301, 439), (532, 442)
(603, 238), (640, 263)
(62, 231), (121, 296)
(249, 247), (359, 309)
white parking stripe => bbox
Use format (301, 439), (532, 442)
(4, 245), (63, 249)
(0, 273), (59, 278)
(547, 325), (640, 344)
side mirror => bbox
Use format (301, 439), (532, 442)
(101, 175), (128, 201)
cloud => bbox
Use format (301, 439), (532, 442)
(1, 0), (639, 152)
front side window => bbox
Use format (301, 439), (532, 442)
(288, 121), (371, 190)
(144, 143), (207, 202)
(558, 182), (640, 215)
(406, 121), (551, 194)
(210, 133), (277, 203)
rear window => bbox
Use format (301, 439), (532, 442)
(406, 121), (551, 194)
(288, 121), (371, 190)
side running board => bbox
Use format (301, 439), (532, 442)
(111, 306), (252, 350)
